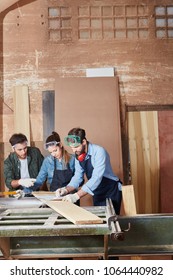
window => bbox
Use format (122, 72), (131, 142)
(48, 6), (72, 41)
(78, 5), (149, 40)
(155, 6), (173, 38)
(47, 2), (173, 42)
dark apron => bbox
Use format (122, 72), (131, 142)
(79, 155), (122, 214)
(50, 159), (73, 192)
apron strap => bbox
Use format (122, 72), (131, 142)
(54, 158), (56, 170)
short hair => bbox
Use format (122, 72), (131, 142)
(68, 127), (86, 143)
(46, 131), (61, 144)
(9, 133), (28, 146)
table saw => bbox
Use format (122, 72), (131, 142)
(1, 196), (173, 259)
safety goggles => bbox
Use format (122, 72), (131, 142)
(44, 141), (60, 150)
(12, 141), (28, 149)
(64, 135), (81, 147)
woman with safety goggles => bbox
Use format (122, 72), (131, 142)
(34, 131), (75, 192)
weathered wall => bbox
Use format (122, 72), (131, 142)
(0, 0), (173, 183)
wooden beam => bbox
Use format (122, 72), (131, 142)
(32, 192), (103, 225)
(0, 0), (19, 13)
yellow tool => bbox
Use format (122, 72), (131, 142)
(0, 191), (18, 196)
(0, 190), (24, 199)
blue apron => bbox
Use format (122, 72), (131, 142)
(50, 159), (73, 192)
(79, 155), (122, 214)
(50, 159), (80, 206)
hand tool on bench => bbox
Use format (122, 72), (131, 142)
(0, 190), (24, 199)
(0, 191), (17, 196)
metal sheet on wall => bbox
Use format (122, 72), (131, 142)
(42, 90), (55, 143)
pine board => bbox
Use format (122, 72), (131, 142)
(122, 185), (137, 215)
(32, 192), (103, 225)
(13, 85), (30, 144)
(128, 111), (159, 213)
(32, 191), (58, 201)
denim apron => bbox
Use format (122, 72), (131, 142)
(79, 155), (122, 214)
(50, 159), (73, 192)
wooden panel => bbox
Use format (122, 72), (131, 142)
(128, 111), (160, 214)
(13, 85), (30, 144)
(158, 111), (173, 213)
(122, 185), (137, 215)
(32, 192), (103, 225)
(55, 77), (123, 179)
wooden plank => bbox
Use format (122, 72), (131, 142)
(128, 111), (159, 214)
(122, 185), (137, 216)
(43, 201), (103, 225)
(32, 191), (61, 201)
(32, 192), (103, 225)
(33, 191), (56, 197)
(158, 111), (173, 213)
(121, 185), (141, 259)
(13, 85), (30, 144)
(145, 112), (160, 212)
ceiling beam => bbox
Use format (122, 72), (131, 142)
(0, 0), (20, 13)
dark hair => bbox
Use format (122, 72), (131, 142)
(68, 127), (86, 143)
(46, 131), (70, 165)
(46, 131), (61, 143)
(9, 133), (28, 146)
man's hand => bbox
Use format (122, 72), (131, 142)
(55, 187), (68, 197)
(13, 189), (25, 199)
(18, 178), (36, 188)
(62, 193), (80, 203)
